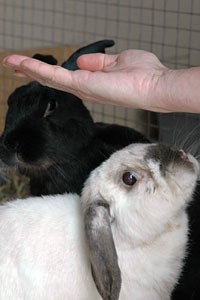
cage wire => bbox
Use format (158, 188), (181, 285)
(0, 0), (200, 147)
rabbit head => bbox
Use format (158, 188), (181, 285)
(82, 143), (199, 300)
(0, 40), (117, 195)
(0, 82), (94, 171)
(0, 40), (115, 169)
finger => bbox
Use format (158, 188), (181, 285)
(3, 55), (75, 88)
(77, 53), (118, 71)
(13, 69), (30, 77)
(4, 55), (58, 79)
(3, 55), (53, 82)
(2, 55), (30, 67)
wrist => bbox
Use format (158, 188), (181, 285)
(142, 67), (173, 113)
(154, 67), (200, 113)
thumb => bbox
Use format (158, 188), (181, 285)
(77, 53), (118, 71)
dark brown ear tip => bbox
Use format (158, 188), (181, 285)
(91, 264), (121, 300)
(61, 39), (115, 71)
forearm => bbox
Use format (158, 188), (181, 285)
(154, 67), (200, 113)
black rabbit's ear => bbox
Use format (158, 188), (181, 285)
(32, 53), (58, 65)
(7, 82), (40, 106)
(84, 200), (121, 300)
(62, 39), (115, 70)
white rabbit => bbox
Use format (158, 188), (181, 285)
(0, 143), (198, 300)
(82, 143), (199, 300)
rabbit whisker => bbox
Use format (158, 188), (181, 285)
(180, 124), (200, 153)
(51, 162), (68, 181)
(45, 168), (63, 194)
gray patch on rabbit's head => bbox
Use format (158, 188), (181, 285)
(144, 144), (196, 174)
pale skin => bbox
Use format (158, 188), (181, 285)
(2, 50), (200, 113)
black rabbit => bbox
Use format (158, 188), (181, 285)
(0, 40), (149, 196)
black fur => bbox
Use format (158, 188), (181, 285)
(0, 40), (149, 196)
(62, 40), (115, 70)
(32, 54), (58, 65)
(172, 181), (200, 300)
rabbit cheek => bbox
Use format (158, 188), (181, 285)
(17, 132), (48, 167)
(18, 142), (43, 164)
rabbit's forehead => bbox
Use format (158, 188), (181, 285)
(105, 144), (151, 173)
(8, 83), (52, 107)
(110, 143), (149, 164)
(105, 143), (198, 185)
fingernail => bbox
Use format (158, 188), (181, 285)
(2, 56), (18, 67)
(2, 56), (12, 66)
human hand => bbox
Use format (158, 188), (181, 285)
(2, 50), (200, 113)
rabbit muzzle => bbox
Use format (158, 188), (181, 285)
(0, 136), (53, 175)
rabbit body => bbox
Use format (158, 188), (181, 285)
(0, 194), (186, 300)
(0, 143), (198, 300)
(0, 194), (101, 300)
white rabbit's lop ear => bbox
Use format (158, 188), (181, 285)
(84, 200), (121, 300)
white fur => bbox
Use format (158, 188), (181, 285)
(0, 143), (198, 300)
(0, 194), (101, 300)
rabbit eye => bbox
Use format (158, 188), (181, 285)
(122, 171), (137, 186)
(44, 100), (58, 117)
